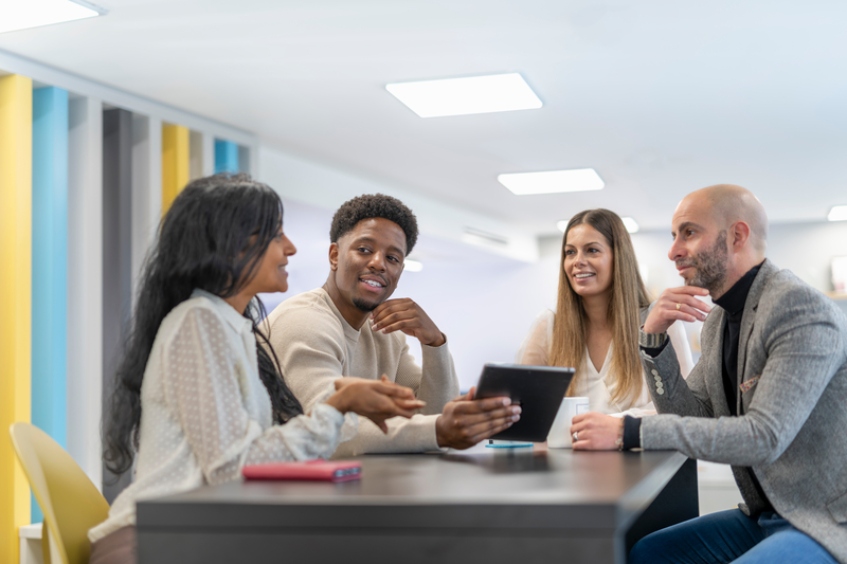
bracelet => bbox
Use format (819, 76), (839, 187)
(616, 420), (624, 451)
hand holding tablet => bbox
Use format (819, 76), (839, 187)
(474, 364), (575, 443)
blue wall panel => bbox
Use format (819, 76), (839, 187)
(214, 139), (239, 173)
(31, 86), (69, 523)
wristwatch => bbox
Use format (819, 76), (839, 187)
(639, 328), (668, 349)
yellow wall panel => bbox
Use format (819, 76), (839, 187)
(0, 73), (33, 564)
(161, 123), (190, 215)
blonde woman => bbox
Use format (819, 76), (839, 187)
(517, 209), (693, 415)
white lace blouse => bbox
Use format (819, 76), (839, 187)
(515, 309), (694, 416)
(89, 290), (356, 542)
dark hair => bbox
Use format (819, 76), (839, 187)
(103, 173), (303, 476)
(329, 193), (418, 254)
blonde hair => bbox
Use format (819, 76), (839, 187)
(549, 209), (650, 406)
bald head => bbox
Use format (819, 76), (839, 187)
(681, 184), (768, 257)
(669, 184), (768, 297)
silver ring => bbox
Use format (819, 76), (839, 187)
(572, 431), (579, 442)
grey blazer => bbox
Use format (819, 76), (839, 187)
(641, 259), (847, 563)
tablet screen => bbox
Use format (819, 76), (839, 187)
(475, 363), (575, 442)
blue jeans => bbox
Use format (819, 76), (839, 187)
(629, 509), (837, 564)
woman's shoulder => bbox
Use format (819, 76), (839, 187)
(170, 292), (224, 320)
(158, 294), (230, 342)
(525, 308), (555, 336)
(534, 308), (555, 325)
(516, 309), (555, 365)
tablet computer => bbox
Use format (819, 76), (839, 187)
(474, 363), (575, 442)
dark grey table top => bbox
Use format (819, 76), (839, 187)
(138, 446), (691, 533)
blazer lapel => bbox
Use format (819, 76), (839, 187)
(737, 259), (778, 412)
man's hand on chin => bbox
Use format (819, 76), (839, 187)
(370, 298), (446, 347)
(644, 286), (711, 334)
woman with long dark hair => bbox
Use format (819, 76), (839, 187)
(89, 174), (422, 563)
(517, 208), (693, 415)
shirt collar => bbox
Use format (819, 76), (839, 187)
(191, 289), (253, 333)
(714, 261), (764, 316)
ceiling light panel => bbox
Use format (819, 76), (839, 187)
(498, 169), (604, 196)
(621, 217), (639, 233)
(386, 73), (542, 118)
(0, 0), (104, 34)
(828, 205), (847, 222)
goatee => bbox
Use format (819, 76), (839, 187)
(353, 298), (378, 312)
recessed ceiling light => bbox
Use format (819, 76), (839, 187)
(828, 205), (847, 222)
(0, 0), (105, 34)
(621, 217), (639, 234)
(404, 259), (423, 272)
(498, 169), (604, 196)
(386, 73), (542, 118)
(461, 226), (509, 248)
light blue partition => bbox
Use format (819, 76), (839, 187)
(31, 86), (69, 523)
(214, 139), (239, 173)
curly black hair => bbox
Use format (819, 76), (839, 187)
(330, 193), (418, 254)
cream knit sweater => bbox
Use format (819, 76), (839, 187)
(265, 288), (459, 456)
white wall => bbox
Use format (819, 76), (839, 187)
(396, 252), (560, 389)
(766, 221), (847, 294)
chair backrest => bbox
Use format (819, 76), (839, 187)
(9, 422), (110, 564)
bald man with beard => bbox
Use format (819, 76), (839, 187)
(571, 185), (847, 563)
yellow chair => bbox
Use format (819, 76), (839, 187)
(9, 422), (110, 564)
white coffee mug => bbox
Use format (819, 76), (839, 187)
(546, 396), (589, 448)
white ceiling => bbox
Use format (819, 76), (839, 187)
(2, 0), (846, 235)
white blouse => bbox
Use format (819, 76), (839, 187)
(89, 290), (356, 542)
(515, 309), (694, 416)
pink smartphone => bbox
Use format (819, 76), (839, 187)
(242, 460), (362, 482)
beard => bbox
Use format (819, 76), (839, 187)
(353, 297), (379, 312)
(678, 230), (728, 293)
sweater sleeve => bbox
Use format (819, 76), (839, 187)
(267, 302), (350, 416)
(394, 336), (459, 416)
(269, 301), (444, 455)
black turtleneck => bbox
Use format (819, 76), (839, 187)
(713, 262), (762, 415)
